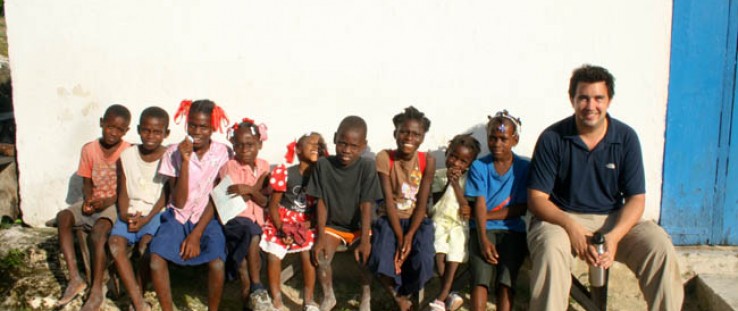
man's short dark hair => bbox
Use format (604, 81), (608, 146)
(568, 65), (615, 99)
(337, 115), (367, 139)
(140, 106), (169, 128)
(103, 104), (132, 122)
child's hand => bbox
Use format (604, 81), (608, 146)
(312, 238), (326, 266)
(458, 204), (471, 221)
(399, 234), (413, 262)
(446, 167), (462, 183)
(354, 240), (371, 267)
(227, 184), (252, 197)
(280, 235), (294, 245)
(82, 201), (97, 215)
(179, 137), (193, 161)
(180, 232), (202, 260)
(479, 236), (499, 264)
(127, 211), (144, 232)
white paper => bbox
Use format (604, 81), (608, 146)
(210, 175), (247, 224)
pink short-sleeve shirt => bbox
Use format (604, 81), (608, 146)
(159, 141), (231, 224)
(77, 140), (131, 201)
(218, 158), (270, 225)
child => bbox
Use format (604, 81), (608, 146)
(260, 132), (327, 311)
(55, 104), (131, 310)
(108, 106), (170, 311)
(148, 99), (231, 311)
(465, 110), (529, 311)
(368, 106), (436, 311)
(428, 134), (481, 311)
(307, 116), (383, 311)
(218, 118), (275, 311)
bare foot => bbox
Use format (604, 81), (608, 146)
(79, 289), (104, 311)
(319, 293), (336, 311)
(57, 277), (87, 307)
(396, 296), (412, 311)
(359, 286), (371, 311)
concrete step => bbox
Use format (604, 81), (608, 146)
(693, 274), (738, 311)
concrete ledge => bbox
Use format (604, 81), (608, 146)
(693, 274), (738, 311)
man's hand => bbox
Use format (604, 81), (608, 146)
(564, 221), (596, 264)
(180, 232), (202, 260)
(178, 137), (193, 161)
(592, 235), (619, 269)
(354, 240), (371, 267)
(479, 235), (499, 264)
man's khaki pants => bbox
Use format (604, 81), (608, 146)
(527, 212), (684, 311)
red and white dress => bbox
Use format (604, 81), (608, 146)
(259, 164), (316, 259)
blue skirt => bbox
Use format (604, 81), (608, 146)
(149, 209), (226, 266)
(223, 217), (263, 280)
(368, 216), (435, 296)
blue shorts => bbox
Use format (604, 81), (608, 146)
(149, 209), (226, 266)
(223, 217), (263, 280)
(110, 212), (162, 245)
(368, 216), (435, 296)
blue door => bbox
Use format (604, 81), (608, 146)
(661, 0), (738, 245)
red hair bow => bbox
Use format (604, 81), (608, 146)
(285, 140), (297, 164)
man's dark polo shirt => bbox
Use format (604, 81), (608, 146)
(528, 114), (645, 214)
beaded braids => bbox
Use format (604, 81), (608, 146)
(392, 106), (431, 133)
(487, 110), (522, 137)
(227, 117), (268, 142)
(173, 99), (229, 133)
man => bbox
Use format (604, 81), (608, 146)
(527, 65), (683, 311)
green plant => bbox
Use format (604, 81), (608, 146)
(0, 249), (25, 271)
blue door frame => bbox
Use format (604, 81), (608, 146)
(661, 0), (738, 245)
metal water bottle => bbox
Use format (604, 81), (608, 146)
(589, 232), (606, 287)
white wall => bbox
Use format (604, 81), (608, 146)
(6, 0), (672, 227)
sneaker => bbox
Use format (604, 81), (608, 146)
(445, 292), (464, 311)
(249, 289), (277, 311)
(428, 299), (445, 311)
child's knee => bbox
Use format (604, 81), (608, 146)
(56, 210), (74, 227)
(209, 258), (225, 272)
(108, 237), (126, 256)
(150, 254), (167, 272)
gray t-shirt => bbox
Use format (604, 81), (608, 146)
(306, 156), (383, 232)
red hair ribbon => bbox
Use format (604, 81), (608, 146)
(211, 105), (230, 133)
(173, 100), (193, 127)
(285, 140), (297, 164)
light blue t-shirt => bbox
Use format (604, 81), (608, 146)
(464, 153), (529, 232)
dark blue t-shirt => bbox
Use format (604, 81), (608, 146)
(527, 115), (645, 214)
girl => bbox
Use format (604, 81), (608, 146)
(260, 132), (327, 311)
(218, 118), (275, 311)
(465, 110), (529, 311)
(428, 134), (481, 311)
(148, 99), (231, 311)
(368, 106), (436, 311)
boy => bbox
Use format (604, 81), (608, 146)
(307, 116), (383, 311)
(465, 111), (528, 311)
(108, 106), (170, 311)
(56, 104), (131, 310)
